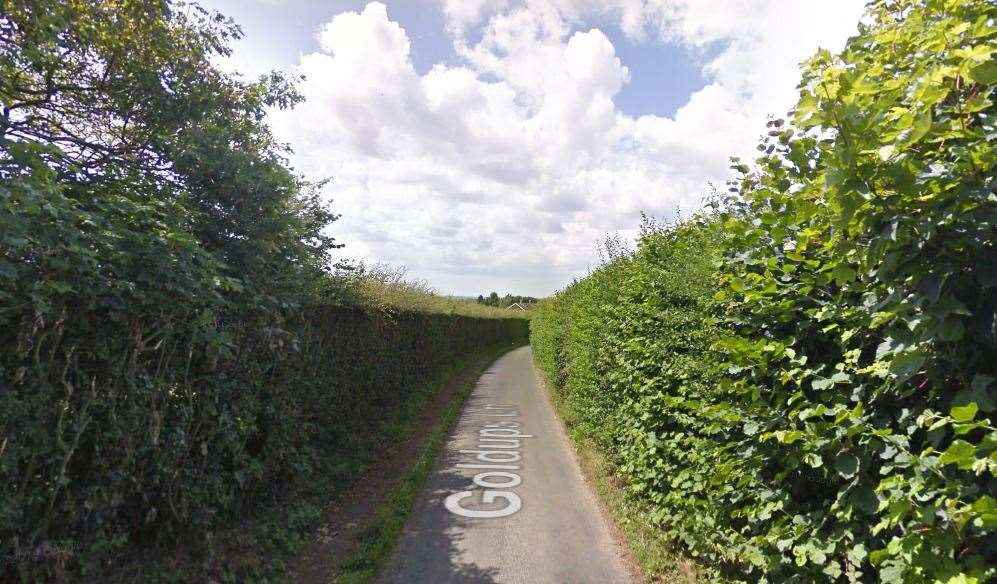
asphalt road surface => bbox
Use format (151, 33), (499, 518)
(379, 346), (633, 584)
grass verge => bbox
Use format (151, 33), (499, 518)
(101, 345), (520, 583)
(331, 344), (519, 584)
(534, 367), (705, 584)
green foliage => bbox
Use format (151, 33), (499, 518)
(0, 2), (528, 581)
(531, 218), (734, 581)
(715, 0), (996, 579)
(531, 1), (996, 582)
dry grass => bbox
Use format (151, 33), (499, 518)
(334, 262), (529, 319)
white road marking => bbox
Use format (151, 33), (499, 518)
(444, 403), (530, 518)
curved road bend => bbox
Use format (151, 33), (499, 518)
(378, 346), (633, 584)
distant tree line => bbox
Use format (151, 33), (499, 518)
(476, 292), (538, 308)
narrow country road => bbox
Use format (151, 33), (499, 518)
(378, 346), (633, 584)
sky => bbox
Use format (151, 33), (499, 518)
(199, 0), (867, 297)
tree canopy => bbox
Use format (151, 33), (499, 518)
(1, 1), (344, 578)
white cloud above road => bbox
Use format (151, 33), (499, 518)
(263, 0), (866, 296)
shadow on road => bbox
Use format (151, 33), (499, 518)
(381, 452), (503, 583)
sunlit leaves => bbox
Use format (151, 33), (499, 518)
(536, 0), (996, 582)
(716, 0), (996, 580)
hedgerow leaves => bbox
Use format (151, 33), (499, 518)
(1, 2), (528, 580)
(531, 0), (996, 581)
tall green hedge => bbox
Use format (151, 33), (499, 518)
(0, 2), (529, 580)
(532, 1), (995, 582)
(1, 296), (526, 581)
(530, 220), (740, 580)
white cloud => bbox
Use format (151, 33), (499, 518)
(266, 0), (865, 296)
(442, 0), (512, 34)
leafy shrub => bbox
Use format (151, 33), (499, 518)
(0, 2), (529, 581)
(715, 0), (996, 580)
(531, 219), (741, 581)
(532, 0), (996, 581)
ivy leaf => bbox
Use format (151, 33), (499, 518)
(904, 110), (932, 146)
(881, 564), (906, 583)
(847, 543), (867, 565)
(835, 453), (859, 478)
(950, 403), (978, 423)
(963, 92), (992, 113)
(813, 377), (834, 390)
(830, 371), (851, 384)
(822, 561), (842, 578)
(915, 80), (949, 105)
(968, 60), (997, 84)
(809, 546), (828, 565)
(938, 440), (976, 469)
(971, 496), (997, 529)
(833, 264), (857, 286)
(852, 486), (880, 515)
(775, 430), (805, 444)
(889, 352), (925, 381)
